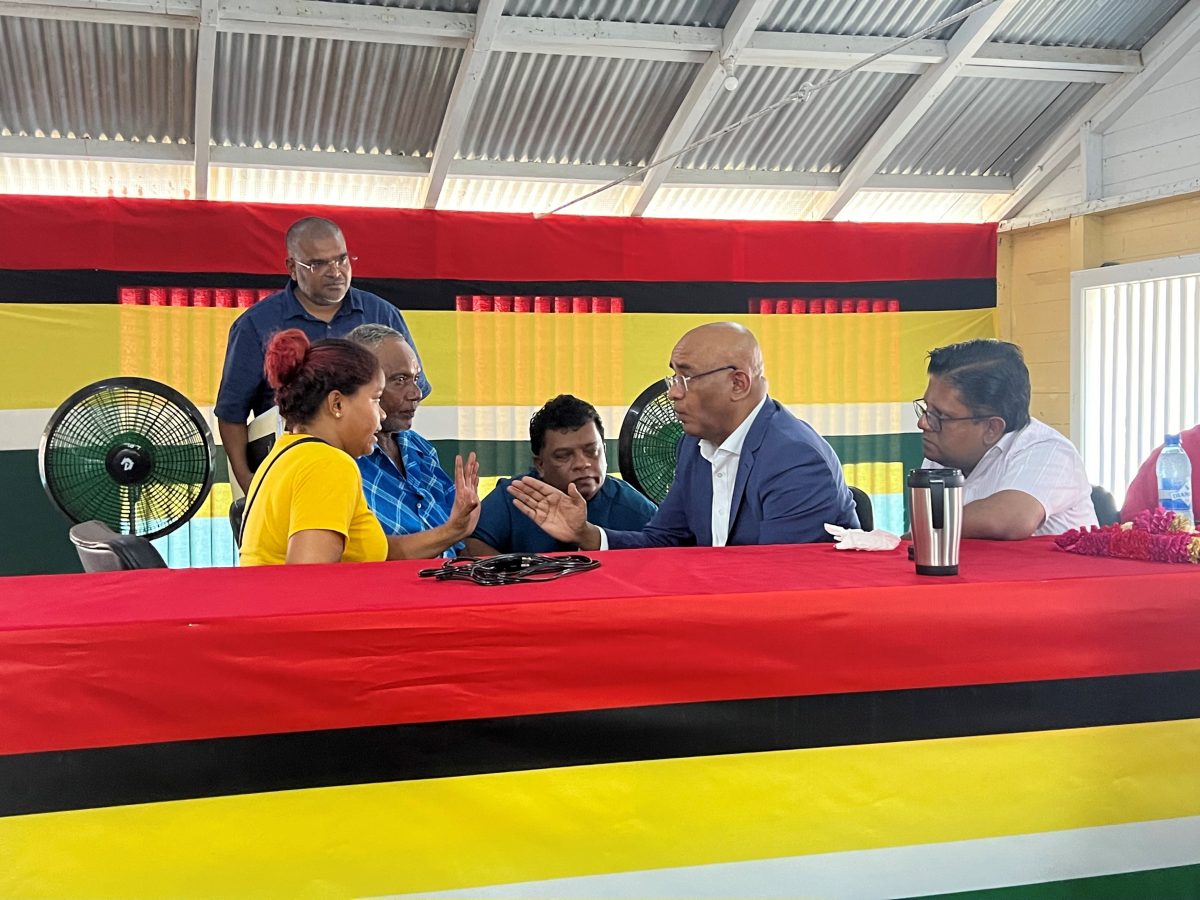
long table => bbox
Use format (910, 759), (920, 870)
(2, 540), (1199, 898)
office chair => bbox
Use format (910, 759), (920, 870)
(229, 497), (246, 548)
(1091, 485), (1120, 526)
(848, 485), (874, 532)
(69, 520), (167, 573)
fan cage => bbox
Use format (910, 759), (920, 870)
(39, 377), (215, 540)
(618, 382), (684, 505)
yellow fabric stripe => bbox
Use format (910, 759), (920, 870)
(0, 307), (994, 410)
(2, 718), (1197, 899)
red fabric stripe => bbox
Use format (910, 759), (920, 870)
(0, 195), (996, 282)
(2, 541), (1199, 755)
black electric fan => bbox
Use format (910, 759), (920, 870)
(39, 377), (215, 539)
(618, 381), (684, 504)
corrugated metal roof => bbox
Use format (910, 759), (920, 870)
(644, 185), (827, 219)
(504, 0), (735, 27)
(0, 16), (194, 142)
(679, 68), (916, 172)
(0, 156), (191, 198)
(0, 0), (1191, 222)
(321, 0), (477, 11)
(211, 165), (426, 207)
(991, 0), (1190, 50)
(213, 34), (459, 155)
(881, 79), (1099, 177)
(439, 176), (637, 214)
(460, 52), (697, 166)
(834, 189), (1011, 223)
(760, 0), (971, 38)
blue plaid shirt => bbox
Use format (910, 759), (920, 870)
(357, 431), (462, 558)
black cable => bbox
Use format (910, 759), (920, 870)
(418, 553), (600, 586)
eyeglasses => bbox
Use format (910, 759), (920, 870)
(292, 254), (356, 274)
(913, 398), (993, 433)
(665, 365), (736, 394)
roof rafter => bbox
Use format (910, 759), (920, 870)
(811, 0), (1023, 221)
(627, 0), (777, 217)
(997, 0), (1200, 221)
(0, 136), (1015, 193)
(420, 0), (504, 210)
(0, 0), (1143, 84)
(191, 0), (218, 200)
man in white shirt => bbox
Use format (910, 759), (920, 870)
(916, 339), (1097, 539)
(507, 322), (859, 549)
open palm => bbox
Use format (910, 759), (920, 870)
(507, 476), (588, 543)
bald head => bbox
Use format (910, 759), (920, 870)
(668, 321), (768, 444)
(675, 322), (764, 378)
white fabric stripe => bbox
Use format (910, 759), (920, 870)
(0, 402), (920, 450)
(0, 405), (220, 452)
(383, 816), (1200, 900)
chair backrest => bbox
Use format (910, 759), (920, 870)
(68, 520), (168, 573)
(1091, 484), (1120, 526)
(848, 485), (874, 532)
(229, 496), (246, 549)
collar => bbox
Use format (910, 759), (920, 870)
(282, 279), (362, 321)
(699, 394), (768, 463)
(967, 424), (1023, 477)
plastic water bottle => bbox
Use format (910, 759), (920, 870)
(1156, 434), (1193, 527)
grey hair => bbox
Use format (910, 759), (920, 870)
(346, 323), (405, 349)
(285, 216), (343, 257)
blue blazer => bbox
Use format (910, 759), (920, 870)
(607, 398), (859, 548)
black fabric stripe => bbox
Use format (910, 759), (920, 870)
(0, 270), (996, 313)
(2, 669), (1197, 817)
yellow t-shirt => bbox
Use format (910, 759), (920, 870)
(239, 434), (388, 566)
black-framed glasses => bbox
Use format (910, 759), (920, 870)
(913, 398), (993, 433)
(665, 365), (737, 394)
(292, 254), (357, 274)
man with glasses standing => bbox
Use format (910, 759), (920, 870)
(215, 216), (429, 494)
(507, 322), (858, 549)
(915, 339), (1095, 539)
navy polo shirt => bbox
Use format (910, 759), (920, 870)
(471, 470), (658, 554)
(214, 280), (430, 423)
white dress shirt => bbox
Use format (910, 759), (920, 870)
(598, 396), (768, 549)
(698, 395), (768, 546)
(922, 416), (1097, 536)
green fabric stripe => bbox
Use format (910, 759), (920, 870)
(430, 433), (924, 478)
(909, 863), (1200, 900)
(0, 449), (83, 576)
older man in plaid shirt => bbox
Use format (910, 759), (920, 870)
(348, 324), (480, 559)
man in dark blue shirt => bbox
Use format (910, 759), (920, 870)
(465, 395), (657, 556)
(214, 216), (428, 493)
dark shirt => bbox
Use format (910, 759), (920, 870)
(214, 280), (429, 423)
(472, 470), (658, 554)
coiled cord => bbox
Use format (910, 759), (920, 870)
(418, 553), (600, 586)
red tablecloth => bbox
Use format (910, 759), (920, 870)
(3, 539), (1199, 756)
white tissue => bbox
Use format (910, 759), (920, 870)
(823, 523), (902, 551)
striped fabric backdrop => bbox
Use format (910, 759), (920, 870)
(0, 197), (997, 574)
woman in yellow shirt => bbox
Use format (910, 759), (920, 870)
(239, 329), (390, 566)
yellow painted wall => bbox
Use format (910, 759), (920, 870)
(998, 191), (1200, 436)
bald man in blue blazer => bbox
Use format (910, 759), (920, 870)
(508, 322), (859, 548)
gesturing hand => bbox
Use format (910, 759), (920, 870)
(507, 476), (589, 544)
(449, 452), (481, 536)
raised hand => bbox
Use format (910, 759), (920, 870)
(507, 476), (591, 545)
(449, 452), (481, 537)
